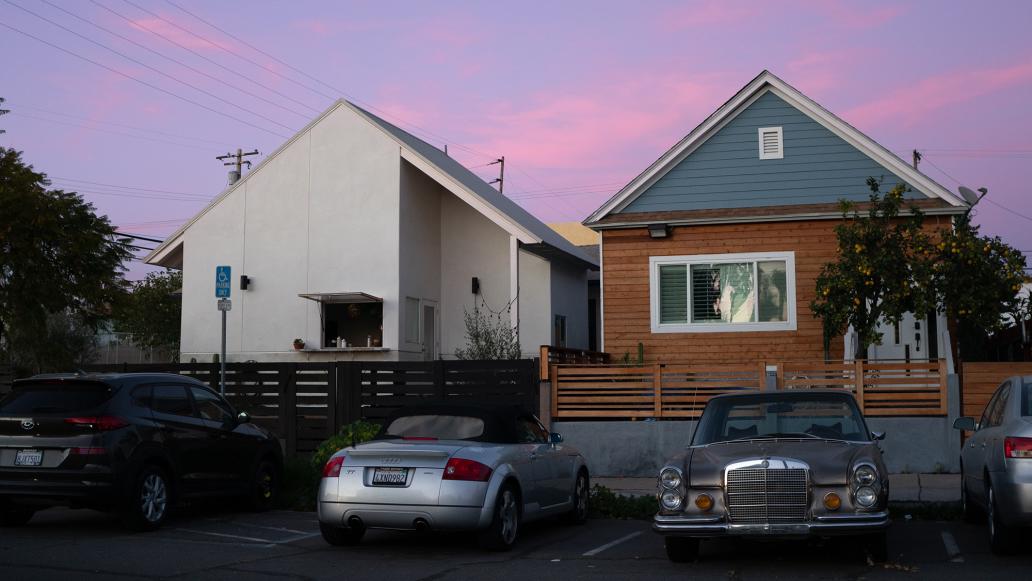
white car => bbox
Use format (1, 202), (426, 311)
(317, 403), (590, 550)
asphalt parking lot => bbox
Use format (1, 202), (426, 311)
(1, 506), (1030, 580)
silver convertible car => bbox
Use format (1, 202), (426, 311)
(317, 404), (590, 550)
(954, 375), (1032, 554)
(653, 390), (890, 562)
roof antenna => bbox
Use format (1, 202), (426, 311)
(444, 144), (448, 156)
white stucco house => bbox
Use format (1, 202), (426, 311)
(145, 101), (598, 362)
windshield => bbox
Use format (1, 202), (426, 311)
(0, 382), (113, 414)
(383, 414), (485, 440)
(692, 394), (869, 445)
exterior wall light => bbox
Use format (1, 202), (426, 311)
(648, 224), (670, 239)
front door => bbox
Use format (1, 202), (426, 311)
(422, 304), (438, 361)
(868, 312), (928, 361)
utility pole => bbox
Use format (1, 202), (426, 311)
(912, 149), (922, 170)
(488, 156), (505, 194)
(216, 148), (260, 185)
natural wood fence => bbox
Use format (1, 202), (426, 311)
(85, 360), (538, 457)
(959, 362), (1032, 419)
(551, 359), (948, 420)
(538, 345), (610, 381)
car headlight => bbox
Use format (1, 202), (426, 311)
(660, 468), (682, 490)
(855, 486), (878, 508)
(853, 465), (877, 487)
(660, 490), (684, 510)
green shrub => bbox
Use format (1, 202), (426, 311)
(310, 420), (381, 471)
(588, 484), (656, 520)
(277, 456), (320, 511)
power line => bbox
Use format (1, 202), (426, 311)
(4, 0), (295, 135)
(50, 177), (209, 198)
(6, 111), (214, 151)
(89, 0), (323, 117)
(9, 104), (235, 147)
(0, 21), (288, 139)
(40, 0), (312, 122)
(115, 232), (165, 243)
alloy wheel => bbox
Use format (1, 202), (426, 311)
(499, 490), (518, 545)
(576, 475), (588, 518)
(140, 473), (168, 523)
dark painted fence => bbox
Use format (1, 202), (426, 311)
(84, 360), (539, 457)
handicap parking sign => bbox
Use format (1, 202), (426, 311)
(215, 265), (232, 298)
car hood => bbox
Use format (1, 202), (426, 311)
(687, 439), (881, 486)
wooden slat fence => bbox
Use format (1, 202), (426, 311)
(84, 359), (538, 457)
(959, 362), (1032, 419)
(551, 363), (764, 420)
(552, 359), (949, 420)
(539, 345), (611, 381)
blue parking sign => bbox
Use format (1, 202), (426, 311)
(215, 265), (232, 298)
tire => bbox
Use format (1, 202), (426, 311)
(0, 499), (35, 527)
(665, 536), (700, 563)
(245, 458), (280, 512)
(863, 531), (888, 563)
(478, 483), (520, 551)
(121, 464), (171, 532)
(561, 470), (589, 525)
(320, 522), (364, 546)
(987, 482), (1018, 555)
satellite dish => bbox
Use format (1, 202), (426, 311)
(958, 186), (980, 205)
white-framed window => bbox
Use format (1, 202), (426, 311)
(649, 251), (797, 333)
(758, 126), (783, 160)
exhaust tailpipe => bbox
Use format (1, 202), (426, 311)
(413, 518), (430, 532)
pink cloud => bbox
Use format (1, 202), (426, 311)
(844, 58), (1032, 128)
(661, 1), (763, 29)
(786, 48), (878, 94)
(801, 0), (906, 29)
(128, 17), (234, 51)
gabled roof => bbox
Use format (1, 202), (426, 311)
(146, 100), (597, 269)
(584, 70), (967, 226)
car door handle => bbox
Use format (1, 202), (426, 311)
(530, 453), (538, 459)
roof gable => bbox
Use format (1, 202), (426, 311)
(585, 71), (966, 224)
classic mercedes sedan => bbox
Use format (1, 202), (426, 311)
(653, 390), (890, 562)
(317, 403), (589, 550)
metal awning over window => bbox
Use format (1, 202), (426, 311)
(298, 292), (383, 304)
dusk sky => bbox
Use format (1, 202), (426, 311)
(2, 0), (1032, 279)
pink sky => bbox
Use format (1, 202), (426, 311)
(2, 0), (1032, 278)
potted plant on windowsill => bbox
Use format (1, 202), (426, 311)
(292, 338), (305, 350)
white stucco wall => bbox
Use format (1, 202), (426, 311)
(399, 160), (443, 360)
(179, 104), (401, 361)
(550, 259), (590, 349)
(518, 250), (552, 357)
(439, 193), (513, 358)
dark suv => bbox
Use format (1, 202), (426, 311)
(0, 373), (282, 530)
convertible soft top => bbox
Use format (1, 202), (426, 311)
(376, 401), (535, 444)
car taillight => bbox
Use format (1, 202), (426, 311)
(71, 447), (107, 455)
(1004, 436), (1032, 458)
(443, 458), (492, 482)
(64, 416), (129, 431)
(323, 455), (345, 478)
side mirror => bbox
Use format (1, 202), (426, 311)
(237, 411), (252, 425)
(871, 431), (886, 441)
(953, 417), (976, 431)
(549, 432), (563, 445)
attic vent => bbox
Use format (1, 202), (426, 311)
(758, 126), (783, 160)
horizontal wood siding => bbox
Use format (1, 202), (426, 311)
(601, 217), (950, 364)
(620, 91), (919, 213)
(959, 362), (1032, 419)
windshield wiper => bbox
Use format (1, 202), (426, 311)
(715, 432), (821, 444)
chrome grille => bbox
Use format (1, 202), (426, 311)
(726, 467), (808, 524)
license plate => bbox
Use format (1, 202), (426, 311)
(14, 449), (43, 467)
(372, 467), (408, 486)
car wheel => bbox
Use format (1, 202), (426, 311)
(863, 531), (888, 563)
(664, 536), (700, 562)
(121, 465), (171, 532)
(987, 482), (1017, 555)
(479, 483), (520, 551)
(561, 470), (589, 525)
(0, 499), (35, 527)
(246, 458), (279, 512)
(320, 522), (364, 546)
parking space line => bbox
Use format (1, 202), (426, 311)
(582, 531), (642, 557)
(940, 531), (964, 563)
(175, 528), (276, 544)
(274, 532), (322, 544)
(236, 523), (312, 536)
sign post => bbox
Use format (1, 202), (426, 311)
(215, 266), (232, 395)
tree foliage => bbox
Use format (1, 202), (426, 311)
(114, 270), (183, 360)
(812, 178), (1027, 360)
(454, 299), (522, 360)
(812, 180), (934, 359)
(0, 147), (131, 372)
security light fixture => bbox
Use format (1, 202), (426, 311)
(472, 277), (481, 295)
(648, 224), (670, 239)
(240, 275), (250, 290)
